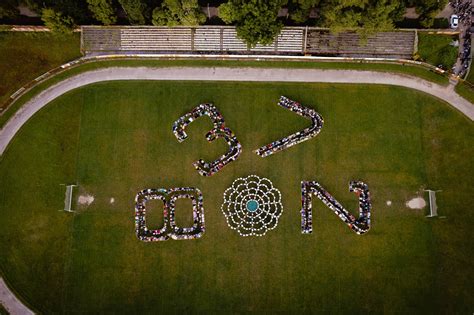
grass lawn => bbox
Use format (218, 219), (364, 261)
(0, 303), (8, 315)
(466, 68), (474, 84)
(0, 81), (473, 313)
(417, 33), (458, 70)
(455, 81), (474, 103)
(0, 32), (81, 106)
(455, 67), (474, 103)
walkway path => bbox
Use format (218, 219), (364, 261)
(1, 67), (473, 156)
(0, 278), (34, 315)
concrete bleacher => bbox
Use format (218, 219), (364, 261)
(81, 26), (415, 59)
(81, 28), (121, 51)
(221, 28), (248, 51)
(306, 30), (415, 59)
(276, 28), (304, 53)
(121, 27), (192, 51)
(194, 28), (221, 51)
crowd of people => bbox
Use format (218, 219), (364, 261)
(134, 187), (205, 242)
(172, 103), (242, 176)
(451, 0), (472, 77)
(458, 29), (472, 77)
(300, 181), (371, 235)
(172, 103), (225, 142)
(451, 0), (472, 27)
(194, 127), (242, 176)
(167, 187), (205, 240)
(255, 96), (324, 157)
(221, 175), (283, 237)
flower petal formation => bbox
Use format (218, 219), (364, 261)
(221, 175), (283, 237)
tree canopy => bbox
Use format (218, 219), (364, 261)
(320, 0), (405, 33)
(413, 0), (448, 27)
(118, 0), (149, 25)
(152, 0), (206, 26)
(41, 8), (75, 34)
(0, 0), (19, 20)
(9, 0), (451, 32)
(87, 0), (117, 25)
(25, 0), (89, 23)
(289, 0), (319, 24)
(219, 0), (287, 48)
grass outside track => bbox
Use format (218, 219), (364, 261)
(0, 303), (8, 315)
(467, 68), (474, 84)
(0, 81), (472, 313)
(0, 32), (81, 106)
(455, 81), (474, 103)
(456, 68), (474, 103)
(417, 33), (458, 70)
(0, 58), (450, 127)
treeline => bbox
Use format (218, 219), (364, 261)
(0, 0), (448, 46)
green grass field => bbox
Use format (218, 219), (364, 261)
(467, 68), (474, 84)
(455, 81), (474, 103)
(417, 33), (458, 70)
(457, 67), (474, 102)
(0, 81), (473, 313)
(0, 32), (81, 107)
(0, 303), (8, 315)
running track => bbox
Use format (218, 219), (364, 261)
(1, 67), (473, 156)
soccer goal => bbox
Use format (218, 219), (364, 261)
(62, 184), (77, 212)
(424, 189), (441, 218)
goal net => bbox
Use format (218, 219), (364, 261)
(64, 185), (76, 212)
(425, 190), (439, 217)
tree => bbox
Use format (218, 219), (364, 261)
(320, 0), (403, 33)
(0, 0), (19, 20)
(414, 0), (448, 28)
(25, 0), (89, 24)
(41, 8), (75, 34)
(289, 0), (319, 24)
(219, 0), (287, 48)
(118, 0), (148, 25)
(359, 0), (404, 32)
(152, 0), (206, 26)
(87, 0), (117, 25)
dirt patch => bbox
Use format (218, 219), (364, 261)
(78, 194), (94, 206)
(406, 197), (426, 209)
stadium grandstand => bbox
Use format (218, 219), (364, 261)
(81, 26), (416, 59)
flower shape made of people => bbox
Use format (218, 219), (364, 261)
(221, 175), (283, 237)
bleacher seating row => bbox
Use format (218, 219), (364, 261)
(306, 30), (415, 59)
(81, 26), (415, 59)
(82, 28), (121, 51)
(121, 28), (192, 51)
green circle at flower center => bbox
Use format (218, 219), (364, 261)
(246, 200), (259, 212)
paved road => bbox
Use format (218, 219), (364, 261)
(0, 278), (34, 315)
(0, 67), (473, 156)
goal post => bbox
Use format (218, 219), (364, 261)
(63, 184), (77, 212)
(424, 189), (440, 218)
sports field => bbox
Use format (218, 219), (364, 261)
(0, 81), (473, 313)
